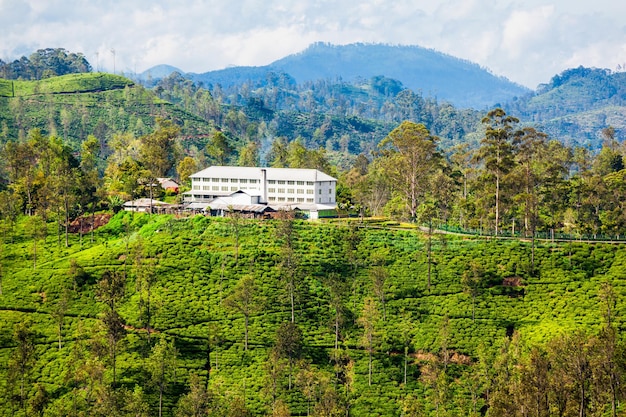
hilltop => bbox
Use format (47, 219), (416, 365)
(505, 67), (626, 149)
(144, 43), (530, 110)
(0, 72), (213, 150)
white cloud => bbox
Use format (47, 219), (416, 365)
(1, 0), (625, 88)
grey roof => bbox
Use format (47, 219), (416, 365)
(190, 166), (336, 182)
(123, 198), (171, 207)
(207, 203), (274, 213)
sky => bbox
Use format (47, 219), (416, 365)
(1, 0), (626, 89)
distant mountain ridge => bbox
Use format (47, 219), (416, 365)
(142, 42), (530, 109)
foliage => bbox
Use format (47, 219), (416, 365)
(0, 213), (626, 415)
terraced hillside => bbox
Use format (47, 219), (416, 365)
(0, 73), (213, 150)
(0, 213), (624, 415)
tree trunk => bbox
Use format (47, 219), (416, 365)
(495, 173), (500, 236)
(244, 314), (249, 351)
(290, 283), (295, 324)
(404, 346), (408, 385)
(368, 348), (372, 386)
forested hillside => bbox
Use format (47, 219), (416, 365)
(506, 67), (626, 149)
(3, 49), (626, 417)
(0, 73), (213, 152)
(175, 43), (530, 110)
(1, 212), (625, 416)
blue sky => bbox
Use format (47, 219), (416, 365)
(1, 0), (625, 88)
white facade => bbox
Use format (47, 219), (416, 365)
(184, 166), (337, 209)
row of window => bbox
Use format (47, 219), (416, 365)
(199, 178), (259, 184)
(267, 180), (314, 186)
(268, 197), (315, 203)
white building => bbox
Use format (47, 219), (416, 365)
(184, 166), (337, 219)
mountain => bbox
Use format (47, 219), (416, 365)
(139, 64), (184, 83)
(168, 42), (530, 109)
(506, 67), (626, 148)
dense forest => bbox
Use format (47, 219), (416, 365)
(2, 50), (626, 416)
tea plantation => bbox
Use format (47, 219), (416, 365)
(0, 212), (624, 416)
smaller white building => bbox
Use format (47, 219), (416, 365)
(184, 166), (338, 219)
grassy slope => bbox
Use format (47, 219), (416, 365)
(0, 213), (624, 416)
(0, 73), (212, 150)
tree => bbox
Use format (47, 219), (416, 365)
(133, 237), (158, 345)
(462, 261), (484, 321)
(379, 121), (441, 220)
(475, 108), (520, 235)
(96, 269), (126, 387)
(139, 118), (180, 177)
(548, 331), (592, 417)
(79, 135), (102, 230)
(267, 136), (289, 168)
(224, 275), (260, 351)
(177, 156), (197, 186)
(123, 386), (150, 417)
(8, 321), (37, 410)
(51, 288), (70, 350)
(369, 260), (389, 321)
(25, 213), (46, 270)
(273, 321), (303, 390)
(357, 297), (379, 386)
(148, 336), (178, 417)
(275, 209), (300, 323)
(175, 373), (212, 417)
(206, 131), (233, 165)
(238, 141), (260, 166)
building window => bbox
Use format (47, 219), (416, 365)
(250, 179), (258, 184)
(203, 186), (210, 191)
(287, 180), (295, 185)
(268, 180), (276, 184)
(278, 180), (285, 184)
(278, 188), (285, 193)
(268, 197), (276, 202)
(230, 178), (237, 183)
(288, 197), (295, 202)
(297, 198), (304, 202)
(278, 197), (285, 202)
(240, 179), (248, 183)
(297, 189), (304, 194)
(221, 186), (228, 191)
(212, 178), (219, 182)
(297, 181), (304, 185)
(231, 187), (238, 191)
(221, 178), (228, 183)
(202, 177), (210, 182)
(307, 189), (314, 194)
(212, 186), (219, 191)
(307, 181), (314, 186)
(268, 188), (276, 193)
(307, 198), (314, 203)
(287, 189), (294, 194)
(318, 198), (322, 203)
(328, 189), (332, 193)
(318, 189), (322, 194)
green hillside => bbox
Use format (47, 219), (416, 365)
(506, 67), (626, 148)
(1, 212), (625, 416)
(0, 73), (213, 151)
